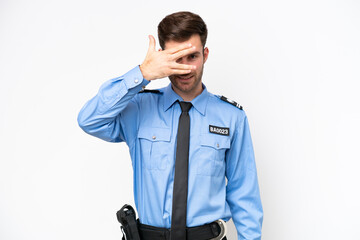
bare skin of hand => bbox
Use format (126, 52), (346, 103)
(140, 35), (197, 81)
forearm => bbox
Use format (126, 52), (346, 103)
(227, 170), (263, 240)
(77, 65), (149, 142)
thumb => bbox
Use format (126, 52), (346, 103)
(148, 35), (156, 52)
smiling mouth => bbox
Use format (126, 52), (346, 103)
(176, 75), (193, 81)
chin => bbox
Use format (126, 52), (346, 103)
(169, 73), (203, 96)
(172, 80), (196, 93)
(176, 81), (193, 91)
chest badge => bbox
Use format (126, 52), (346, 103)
(209, 125), (230, 136)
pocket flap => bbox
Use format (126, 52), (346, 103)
(138, 127), (171, 142)
(200, 134), (230, 149)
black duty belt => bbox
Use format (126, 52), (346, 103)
(138, 220), (227, 240)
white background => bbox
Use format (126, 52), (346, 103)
(1, 0), (360, 239)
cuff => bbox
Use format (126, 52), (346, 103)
(123, 65), (150, 91)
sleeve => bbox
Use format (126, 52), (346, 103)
(225, 112), (263, 240)
(77, 65), (150, 143)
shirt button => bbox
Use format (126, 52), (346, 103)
(134, 79), (139, 83)
(216, 143), (220, 148)
(152, 136), (156, 140)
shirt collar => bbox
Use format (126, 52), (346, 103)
(163, 83), (209, 116)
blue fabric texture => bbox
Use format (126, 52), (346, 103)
(77, 65), (263, 239)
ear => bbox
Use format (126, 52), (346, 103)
(203, 47), (209, 63)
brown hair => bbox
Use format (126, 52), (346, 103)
(158, 11), (208, 49)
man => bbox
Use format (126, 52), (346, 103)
(78, 11), (263, 240)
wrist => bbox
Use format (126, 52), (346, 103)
(139, 64), (152, 81)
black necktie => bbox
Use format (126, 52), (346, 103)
(170, 101), (192, 240)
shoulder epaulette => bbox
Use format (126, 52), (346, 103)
(139, 89), (161, 94)
(219, 95), (243, 110)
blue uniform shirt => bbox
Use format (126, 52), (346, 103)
(77, 66), (263, 239)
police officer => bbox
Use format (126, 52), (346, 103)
(78, 11), (263, 240)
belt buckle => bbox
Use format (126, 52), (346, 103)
(210, 219), (227, 240)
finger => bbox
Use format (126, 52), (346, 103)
(170, 63), (196, 70)
(148, 35), (156, 52)
(171, 46), (198, 60)
(166, 42), (193, 54)
(170, 69), (192, 75)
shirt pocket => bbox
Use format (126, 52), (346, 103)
(197, 134), (230, 176)
(138, 127), (171, 170)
